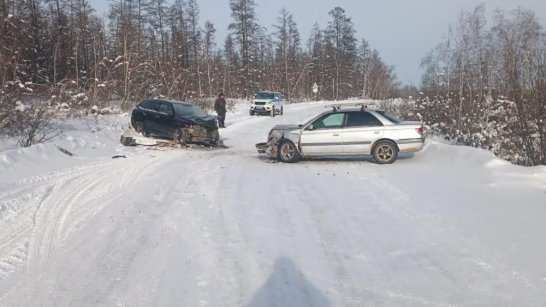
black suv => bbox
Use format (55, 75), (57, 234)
(131, 99), (220, 144)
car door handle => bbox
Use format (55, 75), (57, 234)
(333, 134), (340, 136)
(374, 131), (380, 134)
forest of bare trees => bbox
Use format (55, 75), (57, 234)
(0, 0), (399, 146)
(418, 5), (545, 165)
(0, 0), (397, 111)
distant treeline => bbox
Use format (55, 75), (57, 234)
(0, 0), (397, 110)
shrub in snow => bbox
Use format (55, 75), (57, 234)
(13, 102), (63, 147)
(393, 95), (544, 166)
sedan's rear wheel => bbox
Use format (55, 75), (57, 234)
(277, 141), (300, 163)
(372, 141), (398, 164)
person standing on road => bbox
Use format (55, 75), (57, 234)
(214, 93), (227, 128)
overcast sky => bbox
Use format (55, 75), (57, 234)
(92, 0), (546, 86)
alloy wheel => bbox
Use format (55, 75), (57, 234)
(374, 142), (397, 164)
(278, 141), (300, 163)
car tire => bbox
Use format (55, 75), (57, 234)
(277, 141), (300, 163)
(134, 121), (148, 137)
(210, 129), (220, 142)
(172, 128), (189, 145)
(270, 106), (275, 117)
(249, 110), (255, 116)
(372, 141), (398, 164)
(280, 106), (284, 116)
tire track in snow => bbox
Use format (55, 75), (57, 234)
(358, 165), (545, 304)
(297, 165), (391, 306)
(158, 155), (263, 306)
(38, 153), (263, 307)
(281, 162), (459, 306)
(0, 151), (182, 305)
(0, 154), (163, 283)
(30, 163), (129, 263)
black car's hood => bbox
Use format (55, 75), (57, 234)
(175, 115), (217, 127)
(271, 124), (301, 131)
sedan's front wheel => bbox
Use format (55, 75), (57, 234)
(277, 141), (300, 163)
(372, 141), (398, 164)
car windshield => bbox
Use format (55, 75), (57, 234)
(302, 112), (326, 127)
(255, 92), (275, 100)
(172, 103), (208, 117)
(376, 111), (401, 124)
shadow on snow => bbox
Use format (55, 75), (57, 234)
(246, 257), (330, 307)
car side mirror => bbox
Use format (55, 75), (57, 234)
(306, 124), (314, 131)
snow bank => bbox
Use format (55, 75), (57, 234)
(0, 115), (131, 183)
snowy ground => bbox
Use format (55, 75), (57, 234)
(1, 101), (546, 306)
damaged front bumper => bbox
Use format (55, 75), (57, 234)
(187, 125), (220, 143)
(256, 138), (278, 157)
(256, 142), (269, 154)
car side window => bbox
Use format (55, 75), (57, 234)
(346, 112), (383, 127)
(311, 113), (345, 130)
(146, 101), (160, 112)
(158, 102), (172, 115)
(139, 100), (150, 110)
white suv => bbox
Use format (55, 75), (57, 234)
(250, 91), (284, 117)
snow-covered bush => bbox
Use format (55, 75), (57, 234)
(391, 95), (544, 166)
(12, 102), (63, 147)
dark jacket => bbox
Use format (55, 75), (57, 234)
(214, 98), (226, 115)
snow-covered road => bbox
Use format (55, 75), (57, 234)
(1, 102), (546, 306)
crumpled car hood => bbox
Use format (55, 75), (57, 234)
(175, 115), (217, 127)
(270, 124), (301, 131)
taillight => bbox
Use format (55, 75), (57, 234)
(416, 127), (424, 135)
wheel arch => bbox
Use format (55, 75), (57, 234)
(371, 138), (399, 152)
(131, 112), (144, 125)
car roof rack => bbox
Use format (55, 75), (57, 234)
(326, 102), (376, 112)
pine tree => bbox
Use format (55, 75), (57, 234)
(228, 0), (259, 98)
(325, 6), (357, 100)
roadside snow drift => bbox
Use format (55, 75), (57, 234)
(1, 102), (545, 306)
